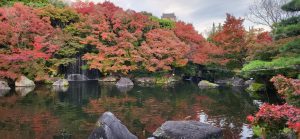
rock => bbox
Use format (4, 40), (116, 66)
(198, 80), (219, 88)
(0, 80), (10, 90)
(116, 77), (134, 87)
(53, 79), (69, 86)
(246, 83), (266, 93)
(88, 112), (138, 139)
(153, 121), (222, 139)
(100, 76), (119, 82)
(135, 77), (156, 85)
(215, 77), (245, 87)
(231, 77), (245, 86)
(15, 76), (35, 87)
(67, 74), (89, 81)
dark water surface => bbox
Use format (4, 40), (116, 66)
(0, 81), (258, 139)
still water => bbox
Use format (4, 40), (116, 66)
(0, 81), (258, 139)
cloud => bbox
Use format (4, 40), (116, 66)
(66, 0), (270, 35)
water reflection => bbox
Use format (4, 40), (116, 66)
(52, 85), (69, 93)
(0, 89), (10, 97)
(15, 86), (35, 96)
(0, 81), (257, 139)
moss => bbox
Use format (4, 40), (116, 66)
(246, 83), (265, 93)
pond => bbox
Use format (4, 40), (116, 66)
(0, 81), (259, 139)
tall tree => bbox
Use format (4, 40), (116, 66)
(212, 14), (247, 68)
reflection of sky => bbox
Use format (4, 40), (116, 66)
(240, 124), (253, 139)
(198, 111), (253, 138)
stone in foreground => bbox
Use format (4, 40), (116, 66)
(153, 121), (222, 139)
(53, 79), (69, 86)
(15, 76), (35, 87)
(88, 112), (138, 139)
(198, 80), (219, 88)
(116, 77), (134, 87)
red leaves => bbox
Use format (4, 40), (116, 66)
(140, 29), (189, 72)
(248, 103), (300, 133)
(271, 75), (300, 97)
(174, 21), (205, 44)
(256, 32), (273, 45)
(0, 3), (59, 80)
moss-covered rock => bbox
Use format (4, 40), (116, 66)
(246, 83), (266, 93)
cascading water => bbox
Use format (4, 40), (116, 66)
(65, 56), (100, 81)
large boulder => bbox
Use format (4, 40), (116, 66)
(0, 80), (10, 90)
(88, 112), (138, 139)
(100, 76), (119, 82)
(198, 80), (219, 88)
(116, 77), (134, 87)
(53, 79), (69, 86)
(15, 76), (35, 87)
(153, 121), (222, 139)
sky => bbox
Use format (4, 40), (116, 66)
(67, 0), (270, 36)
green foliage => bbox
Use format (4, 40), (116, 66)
(39, 5), (80, 28)
(274, 23), (300, 40)
(175, 62), (198, 76)
(242, 56), (300, 72)
(150, 16), (175, 29)
(246, 83), (265, 93)
(279, 38), (300, 55)
(0, 0), (49, 7)
(282, 0), (300, 11)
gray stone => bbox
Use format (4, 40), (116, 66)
(215, 77), (245, 87)
(153, 121), (222, 139)
(0, 80), (10, 90)
(15, 76), (35, 87)
(53, 79), (69, 86)
(116, 77), (134, 87)
(88, 112), (138, 139)
(100, 76), (119, 82)
(198, 80), (219, 88)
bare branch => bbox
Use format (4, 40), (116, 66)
(246, 0), (297, 29)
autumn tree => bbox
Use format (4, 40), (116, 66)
(212, 14), (248, 68)
(139, 29), (189, 72)
(174, 21), (225, 65)
(74, 2), (158, 74)
(0, 3), (59, 80)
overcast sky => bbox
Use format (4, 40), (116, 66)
(68, 0), (270, 36)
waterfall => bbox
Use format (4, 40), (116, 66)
(66, 56), (100, 81)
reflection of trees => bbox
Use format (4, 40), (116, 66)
(0, 88), (96, 139)
(84, 83), (257, 139)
